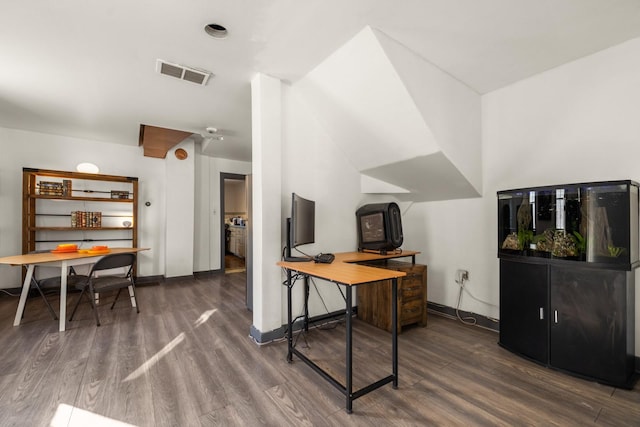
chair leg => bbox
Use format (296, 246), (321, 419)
(129, 285), (140, 314)
(69, 288), (85, 321)
(69, 286), (101, 326)
(35, 284), (58, 320)
(87, 284), (101, 327)
(110, 288), (123, 310)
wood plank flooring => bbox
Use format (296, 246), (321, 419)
(225, 254), (245, 273)
(0, 272), (638, 426)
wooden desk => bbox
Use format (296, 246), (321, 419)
(0, 248), (149, 332)
(277, 250), (419, 413)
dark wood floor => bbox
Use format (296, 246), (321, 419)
(225, 254), (245, 272)
(0, 273), (638, 426)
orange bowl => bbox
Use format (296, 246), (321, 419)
(91, 245), (108, 251)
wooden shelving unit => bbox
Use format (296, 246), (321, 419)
(22, 167), (138, 254)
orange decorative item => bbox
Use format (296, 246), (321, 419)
(51, 243), (78, 253)
(88, 245), (110, 254)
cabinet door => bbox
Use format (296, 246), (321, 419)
(550, 266), (632, 385)
(229, 232), (237, 255)
(499, 260), (548, 363)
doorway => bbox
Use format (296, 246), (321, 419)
(220, 173), (247, 274)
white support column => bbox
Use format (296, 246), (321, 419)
(165, 139), (196, 277)
(250, 73), (283, 340)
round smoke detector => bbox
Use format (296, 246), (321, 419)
(205, 23), (228, 39)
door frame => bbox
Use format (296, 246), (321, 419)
(220, 173), (246, 273)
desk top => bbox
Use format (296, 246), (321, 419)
(277, 250), (420, 286)
(0, 247), (150, 266)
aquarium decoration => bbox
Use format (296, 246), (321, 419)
(551, 230), (578, 258)
(502, 232), (520, 250)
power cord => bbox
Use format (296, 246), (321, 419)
(455, 276), (498, 326)
(455, 278), (477, 326)
(0, 289), (20, 297)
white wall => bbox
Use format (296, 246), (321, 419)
(409, 37), (640, 355)
(165, 139), (195, 278)
(281, 82), (368, 320)
(0, 127), (167, 287)
(224, 180), (247, 214)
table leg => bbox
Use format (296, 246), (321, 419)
(304, 275), (309, 332)
(13, 264), (34, 326)
(59, 262), (68, 332)
(286, 269), (293, 363)
(346, 285), (353, 413)
(392, 277), (398, 388)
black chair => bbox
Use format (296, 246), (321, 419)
(69, 253), (138, 326)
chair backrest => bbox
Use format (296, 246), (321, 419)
(90, 253), (136, 277)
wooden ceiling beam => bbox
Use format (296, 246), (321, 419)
(139, 124), (194, 159)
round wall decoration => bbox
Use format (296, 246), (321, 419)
(175, 148), (188, 160)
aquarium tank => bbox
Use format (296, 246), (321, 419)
(497, 180), (639, 269)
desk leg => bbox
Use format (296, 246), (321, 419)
(286, 269), (293, 363)
(392, 277), (398, 388)
(346, 285), (353, 413)
(59, 262), (68, 332)
(13, 265), (34, 326)
(304, 275), (309, 332)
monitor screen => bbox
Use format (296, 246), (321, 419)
(360, 212), (385, 243)
(291, 193), (315, 248)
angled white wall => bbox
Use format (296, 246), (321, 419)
(296, 26), (482, 201)
(374, 28), (482, 195)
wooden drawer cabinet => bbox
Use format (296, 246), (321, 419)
(357, 261), (427, 333)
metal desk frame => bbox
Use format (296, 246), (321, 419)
(279, 251), (419, 413)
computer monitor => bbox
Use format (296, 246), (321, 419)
(285, 193), (315, 261)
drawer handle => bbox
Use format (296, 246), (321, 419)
(404, 286), (421, 292)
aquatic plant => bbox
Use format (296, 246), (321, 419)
(607, 245), (626, 257)
(572, 231), (586, 254)
(517, 229), (534, 249)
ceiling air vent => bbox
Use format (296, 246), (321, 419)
(156, 59), (212, 86)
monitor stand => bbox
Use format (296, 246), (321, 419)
(283, 255), (312, 262)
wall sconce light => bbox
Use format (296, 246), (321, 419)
(76, 162), (100, 174)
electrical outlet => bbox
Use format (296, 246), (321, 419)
(457, 269), (469, 283)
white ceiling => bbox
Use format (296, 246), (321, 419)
(2, 0), (640, 162)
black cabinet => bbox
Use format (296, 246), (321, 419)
(498, 180), (638, 389)
(499, 260), (548, 364)
(550, 265), (635, 386)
